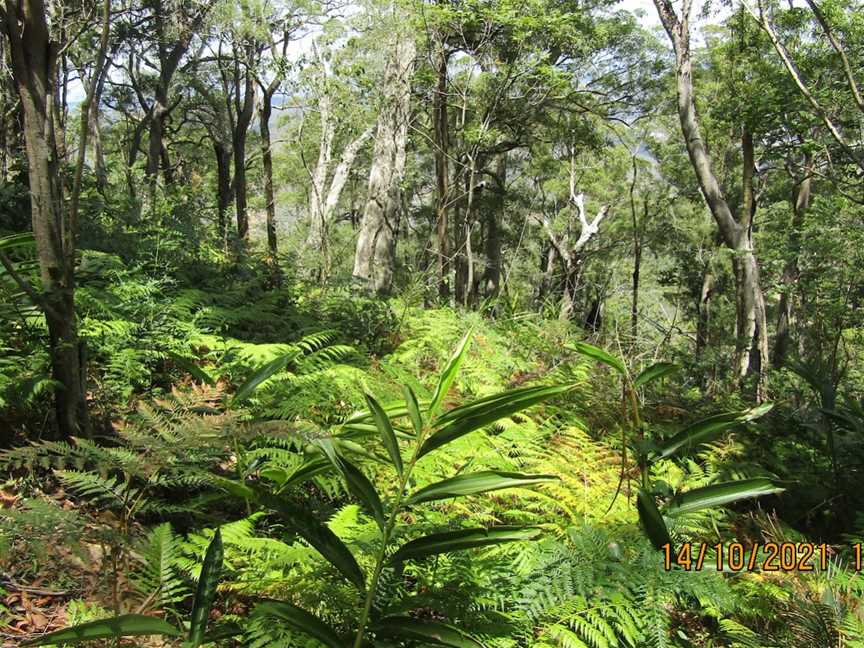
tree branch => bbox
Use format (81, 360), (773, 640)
(0, 250), (61, 321)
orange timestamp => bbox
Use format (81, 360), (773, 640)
(662, 542), (864, 572)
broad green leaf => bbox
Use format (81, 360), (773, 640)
(210, 476), (255, 500)
(22, 615), (182, 646)
(371, 617), (483, 647)
(654, 403), (774, 461)
(389, 526), (541, 563)
(429, 330), (472, 415)
(340, 422), (415, 441)
(187, 529), (223, 647)
(255, 491), (365, 590)
(343, 400), (430, 425)
(633, 362), (679, 388)
(402, 384), (424, 436)
(636, 489), (671, 550)
(254, 601), (343, 648)
(407, 471), (557, 505)
(567, 342), (626, 376)
(259, 459), (331, 492)
(366, 393), (403, 476)
(0, 232), (36, 252)
(278, 459), (331, 492)
(317, 439), (385, 528)
(231, 351), (299, 405)
(665, 479), (784, 515)
(419, 384), (575, 458)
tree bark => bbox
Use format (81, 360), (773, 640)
(143, 1), (208, 188)
(231, 46), (256, 243)
(432, 39), (451, 300)
(214, 142), (232, 245)
(2, 0), (89, 437)
(482, 152), (506, 298)
(535, 188), (609, 322)
(259, 91), (278, 262)
(696, 270), (714, 356)
(772, 158), (812, 368)
(352, 33), (415, 295)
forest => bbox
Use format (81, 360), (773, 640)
(0, 0), (863, 645)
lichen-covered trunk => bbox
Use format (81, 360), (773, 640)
(352, 35), (415, 295)
(482, 152), (506, 299)
(732, 235), (770, 395)
(146, 82), (170, 186)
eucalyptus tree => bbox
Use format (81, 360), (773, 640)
(213, 34), (258, 243)
(302, 37), (376, 282)
(352, 1), (417, 295)
(186, 70), (235, 243)
(652, 0), (772, 398)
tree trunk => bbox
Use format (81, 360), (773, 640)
(3, 0), (88, 438)
(538, 243), (557, 305)
(259, 94), (278, 262)
(90, 97), (107, 191)
(352, 34), (415, 295)
(482, 152), (506, 298)
(772, 161), (812, 368)
(631, 239), (641, 342)
(559, 257), (582, 322)
(696, 270), (714, 356)
(145, 82), (168, 185)
(214, 142), (232, 244)
(233, 129), (249, 241)
(653, 0), (769, 397)
(232, 48), (256, 244)
(432, 40), (450, 300)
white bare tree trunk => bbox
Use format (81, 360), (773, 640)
(305, 43), (374, 282)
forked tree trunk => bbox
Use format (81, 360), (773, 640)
(352, 33), (415, 294)
(231, 47), (256, 243)
(653, 0), (769, 398)
(2, 0), (89, 437)
(305, 42), (373, 282)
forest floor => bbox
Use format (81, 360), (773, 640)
(1, 295), (858, 646)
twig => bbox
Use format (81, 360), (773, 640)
(0, 575), (70, 597)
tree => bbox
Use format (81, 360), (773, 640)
(304, 40), (374, 282)
(352, 21), (416, 295)
(653, 0), (770, 398)
(0, 0), (111, 437)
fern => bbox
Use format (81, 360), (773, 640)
(130, 522), (189, 612)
